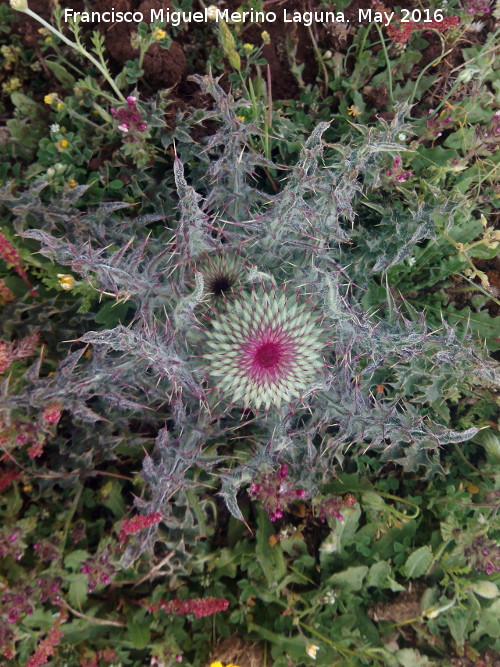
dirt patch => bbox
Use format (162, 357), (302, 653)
(93, 0), (187, 88)
(207, 635), (270, 667)
(10, 0), (496, 111)
(14, 0), (85, 48)
(367, 583), (424, 622)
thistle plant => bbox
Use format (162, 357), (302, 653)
(198, 253), (245, 302)
(1, 73), (497, 557)
(203, 289), (325, 411)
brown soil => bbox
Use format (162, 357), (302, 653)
(9, 0), (495, 111)
(13, 0), (85, 48)
(367, 582), (424, 623)
(207, 635), (270, 667)
(94, 0), (187, 88)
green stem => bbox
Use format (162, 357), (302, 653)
(409, 32), (451, 107)
(288, 564), (316, 585)
(372, 23), (394, 105)
(65, 106), (106, 131)
(24, 8), (126, 102)
(376, 490), (420, 519)
(306, 24), (328, 96)
(59, 484), (83, 558)
(425, 538), (452, 576)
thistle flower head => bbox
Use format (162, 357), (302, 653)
(204, 290), (324, 410)
(198, 253), (245, 301)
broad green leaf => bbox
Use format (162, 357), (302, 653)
(327, 565), (369, 591)
(394, 648), (436, 666)
(471, 581), (499, 599)
(45, 60), (76, 88)
(68, 573), (88, 607)
(100, 480), (126, 517)
(10, 92), (42, 119)
(469, 599), (500, 642)
(446, 595), (480, 648)
(367, 560), (405, 592)
(64, 550), (90, 571)
(403, 546), (433, 578)
(127, 611), (151, 649)
(255, 509), (286, 587)
(95, 300), (131, 327)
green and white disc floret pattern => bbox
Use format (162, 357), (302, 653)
(204, 290), (324, 410)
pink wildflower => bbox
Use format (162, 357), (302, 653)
(110, 96), (147, 141)
(81, 549), (116, 593)
(249, 463), (307, 521)
(385, 157), (413, 184)
(465, 0), (491, 14)
(0, 526), (25, 560)
(316, 494), (357, 523)
(464, 535), (500, 575)
(28, 439), (46, 459)
(42, 403), (62, 425)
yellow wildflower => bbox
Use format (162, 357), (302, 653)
(261, 30), (271, 45)
(68, 179), (77, 188)
(152, 27), (166, 40)
(23, 484), (32, 492)
(210, 663), (223, 667)
(347, 105), (362, 117)
(56, 101), (63, 110)
(243, 43), (254, 51)
(45, 36), (53, 43)
(59, 139), (69, 148)
(347, 104), (363, 118)
(466, 481), (479, 494)
(38, 27), (49, 35)
(236, 115), (245, 122)
(44, 92), (58, 105)
(57, 274), (75, 290)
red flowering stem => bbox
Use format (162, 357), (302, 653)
(25, 612), (66, 667)
(0, 231), (37, 296)
(0, 279), (15, 304)
(0, 467), (21, 490)
(372, 0), (460, 45)
(119, 512), (162, 542)
(149, 596), (229, 618)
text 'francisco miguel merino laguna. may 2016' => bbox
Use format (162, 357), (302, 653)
(63, 6), (448, 27)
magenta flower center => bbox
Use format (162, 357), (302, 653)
(239, 328), (297, 385)
(255, 341), (282, 369)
